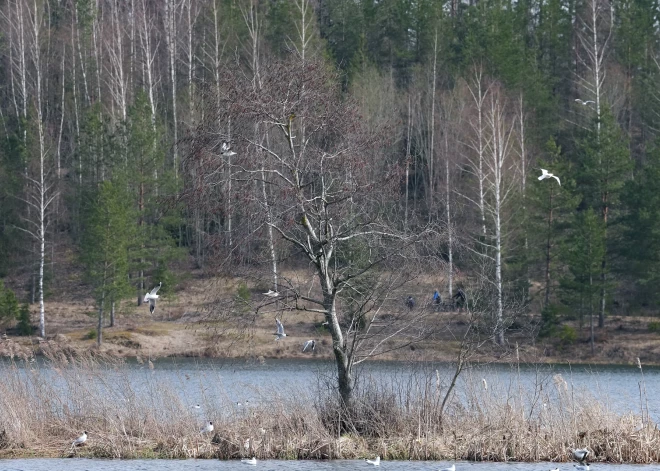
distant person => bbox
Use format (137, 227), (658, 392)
(406, 296), (415, 310)
(433, 290), (442, 305)
(453, 289), (466, 311)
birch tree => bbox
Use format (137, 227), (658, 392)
(575, 0), (613, 327)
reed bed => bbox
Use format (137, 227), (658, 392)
(0, 344), (657, 463)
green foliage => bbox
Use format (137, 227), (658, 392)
(538, 304), (561, 338)
(648, 322), (660, 333)
(0, 281), (20, 321)
(83, 329), (97, 340)
(559, 209), (606, 326)
(236, 283), (251, 303)
(16, 304), (32, 336)
(81, 180), (134, 309)
(558, 325), (577, 345)
(618, 144), (660, 306)
(576, 108), (632, 214)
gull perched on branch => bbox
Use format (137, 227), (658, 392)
(275, 318), (286, 340)
(575, 98), (595, 106)
(143, 282), (162, 314)
(221, 142), (236, 157)
(302, 340), (316, 353)
(263, 289), (279, 298)
(538, 169), (561, 186)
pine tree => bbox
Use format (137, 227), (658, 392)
(619, 142), (660, 307)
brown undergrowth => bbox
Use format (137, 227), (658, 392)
(0, 347), (657, 463)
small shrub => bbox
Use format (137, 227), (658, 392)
(16, 304), (32, 336)
(558, 325), (577, 345)
(0, 281), (20, 321)
(236, 282), (250, 302)
(648, 321), (660, 333)
(539, 304), (561, 338)
(83, 329), (97, 340)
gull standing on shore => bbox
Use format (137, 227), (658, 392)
(275, 318), (286, 340)
(143, 282), (162, 314)
(201, 421), (214, 434)
(72, 431), (87, 447)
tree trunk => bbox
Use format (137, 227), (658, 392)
(97, 296), (104, 347)
(110, 300), (115, 327)
(544, 202), (554, 307)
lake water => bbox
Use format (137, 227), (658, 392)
(3, 357), (660, 420)
(2, 358), (660, 470)
(46, 357), (657, 421)
(0, 458), (655, 470)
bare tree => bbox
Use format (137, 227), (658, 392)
(186, 58), (429, 405)
(10, 0), (58, 338)
(459, 82), (520, 346)
(462, 67), (490, 237)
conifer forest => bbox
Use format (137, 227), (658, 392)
(0, 0), (659, 352)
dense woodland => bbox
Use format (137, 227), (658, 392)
(1, 0), (659, 351)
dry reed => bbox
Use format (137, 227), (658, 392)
(0, 343), (657, 464)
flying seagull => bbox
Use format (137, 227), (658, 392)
(275, 318), (286, 340)
(72, 431), (87, 447)
(439, 465), (456, 471)
(366, 456), (380, 466)
(575, 98), (595, 106)
(143, 282), (162, 314)
(201, 421), (214, 434)
(302, 339), (316, 353)
(538, 169), (561, 186)
(221, 142), (237, 157)
(241, 457), (257, 465)
(572, 448), (590, 463)
(263, 289), (279, 298)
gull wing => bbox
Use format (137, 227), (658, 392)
(302, 340), (312, 352)
(150, 282), (162, 296)
(552, 175), (561, 185)
(276, 318), (285, 335)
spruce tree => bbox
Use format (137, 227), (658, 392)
(81, 180), (134, 346)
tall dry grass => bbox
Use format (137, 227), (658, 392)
(0, 343), (657, 463)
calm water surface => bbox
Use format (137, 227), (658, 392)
(0, 459), (656, 471)
(3, 357), (660, 420)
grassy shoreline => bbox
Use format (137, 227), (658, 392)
(0, 350), (658, 464)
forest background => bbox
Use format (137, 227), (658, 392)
(1, 0), (659, 364)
